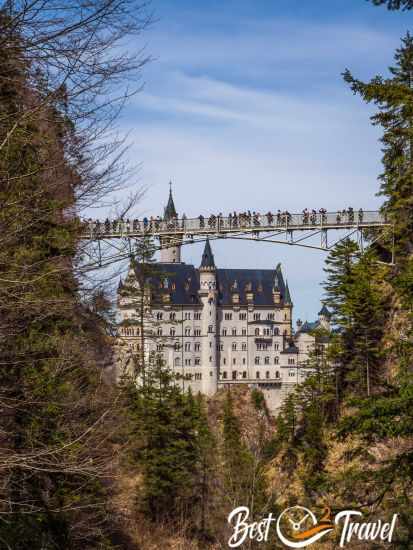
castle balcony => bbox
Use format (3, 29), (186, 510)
(254, 337), (273, 344)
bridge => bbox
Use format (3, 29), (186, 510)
(79, 209), (392, 269)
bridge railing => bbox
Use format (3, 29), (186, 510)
(80, 210), (389, 238)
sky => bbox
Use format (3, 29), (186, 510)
(115, 0), (411, 323)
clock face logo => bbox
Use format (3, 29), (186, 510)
(276, 506), (334, 548)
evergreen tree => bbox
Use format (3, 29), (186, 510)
(125, 357), (203, 522)
(368, 0), (413, 9)
(344, 33), (413, 258)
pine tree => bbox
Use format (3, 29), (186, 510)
(368, 0), (413, 9)
(222, 391), (254, 507)
(344, 33), (413, 258)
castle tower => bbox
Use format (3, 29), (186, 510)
(318, 304), (332, 330)
(159, 183), (182, 263)
(198, 238), (218, 396)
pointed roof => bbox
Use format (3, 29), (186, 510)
(200, 238), (216, 269)
(164, 182), (177, 220)
(284, 280), (292, 305)
(318, 304), (331, 318)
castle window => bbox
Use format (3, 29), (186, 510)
(224, 313), (232, 320)
(232, 328), (237, 336)
(274, 343), (279, 350)
(275, 371), (280, 378)
(242, 343), (247, 351)
(170, 312), (176, 321)
(264, 356), (270, 365)
(195, 357), (200, 365)
(242, 328), (247, 336)
(223, 371), (227, 379)
(194, 329), (201, 336)
(174, 342), (180, 351)
(156, 312), (163, 320)
(184, 312), (191, 320)
(242, 371), (247, 379)
(185, 359), (191, 366)
(232, 342), (237, 351)
(255, 328), (260, 336)
(185, 343), (191, 351)
(174, 357), (180, 366)
(274, 328), (279, 336)
(232, 371), (237, 380)
(289, 371), (295, 377)
(274, 356), (279, 364)
(194, 312), (202, 320)
(256, 371), (260, 379)
(156, 344), (163, 351)
(239, 313), (247, 321)
(170, 328), (176, 336)
(157, 328), (163, 336)
(288, 358), (295, 365)
(253, 313), (261, 321)
(267, 313), (274, 320)
(242, 358), (246, 365)
(255, 357), (260, 365)
(208, 325), (213, 333)
(195, 343), (201, 351)
(222, 328), (227, 336)
(185, 327), (191, 336)
(263, 328), (271, 336)
(266, 371), (270, 379)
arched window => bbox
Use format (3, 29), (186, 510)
(275, 371), (280, 378)
(170, 328), (176, 336)
(255, 357), (260, 365)
(264, 356), (270, 365)
(157, 327), (163, 336)
(256, 371), (260, 379)
(255, 328), (260, 336)
(274, 356), (279, 364)
(232, 342), (237, 351)
(266, 371), (270, 379)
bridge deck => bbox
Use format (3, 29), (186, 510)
(80, 210), (389, 239)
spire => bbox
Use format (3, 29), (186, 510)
(164, 181), (177, 220)
(200, 238), (216, 270)
(284, 280), (292, 305)
(318, 304), (331, 318)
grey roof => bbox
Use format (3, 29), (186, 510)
(200, 238), (216, 269)
(284, 281), (292, 305)
(296, 320), (321, 334)
(318, 304), (331, 318)
(164, 186), (177, 220)
(132, 263), (291, 307)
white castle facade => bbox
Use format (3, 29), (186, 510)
(117, 190), (331, 411)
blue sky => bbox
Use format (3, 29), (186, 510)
(116, 0), (411, 323)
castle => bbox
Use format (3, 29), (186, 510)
(117, 189), (331, 411)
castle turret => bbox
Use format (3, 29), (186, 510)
(198, 238), (218, 395)
(318, 304), (331, 330)
(160, 183), (182, 263)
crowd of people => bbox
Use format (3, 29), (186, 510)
(84, 207), (365, 234)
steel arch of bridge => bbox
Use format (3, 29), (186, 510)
(78, 210), (393, 269)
